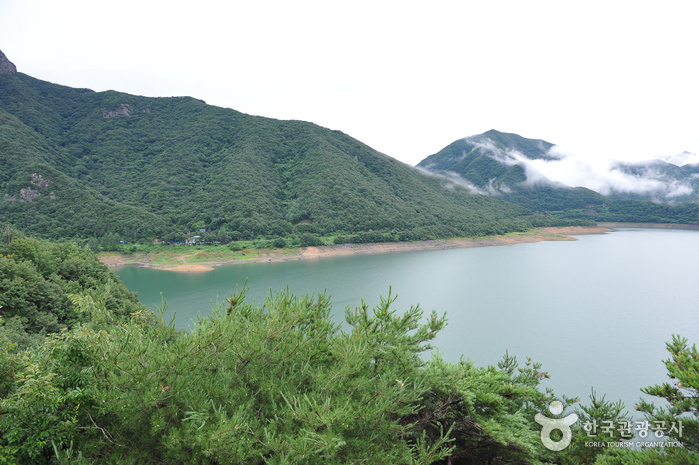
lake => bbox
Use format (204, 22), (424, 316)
(116, 228), (699, 421)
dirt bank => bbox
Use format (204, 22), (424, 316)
(597, 222), (699, 230)
(100, 226), (611, 272)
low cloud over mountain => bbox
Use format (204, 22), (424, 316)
(418, 130), (699, 201)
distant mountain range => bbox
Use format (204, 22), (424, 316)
(1, 47), (696, 243)
(417, 130), (699, 223)
(0, 50), (567, 242)
(418, 129), (699, 201)
(609, 158), (699, 200)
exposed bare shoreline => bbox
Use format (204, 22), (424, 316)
(597, 222), (699, 230)
(100, 226), (611, 273)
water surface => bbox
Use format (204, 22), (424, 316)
(117, 228), (699, 419)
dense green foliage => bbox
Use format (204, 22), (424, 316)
(0, 107), (166, 241)
(0, 73), (574, 244)
(579, 335), (699, 465)
(0, 229), (145, 348)
(3, 283), (697, 463)
(0, 236), (697, 464)
(560, 200), (699, 224)
(638, 335), (699, 452)
(0, 283), (560, 465)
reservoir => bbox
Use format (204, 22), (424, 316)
(116, 228), (699, 421)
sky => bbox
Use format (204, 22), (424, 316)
(1, 0), (698, 167)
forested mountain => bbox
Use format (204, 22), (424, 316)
(417, 130), (611, 211)
(610, 159), (699, 200)
(0, 51), (567, 242)
(418, 130), (699, 223)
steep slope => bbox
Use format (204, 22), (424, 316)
(418, 129), (556, 189)
(0, 107), (166, 239)
(610, 159), (699, 200)
(418, 129), (608, 212)
(417, 130), (699, 223)
(0, 54), (561, 241)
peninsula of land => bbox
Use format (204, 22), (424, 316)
(99, 226), (610, 272)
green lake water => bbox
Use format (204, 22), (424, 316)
(116, 228), (699, 421)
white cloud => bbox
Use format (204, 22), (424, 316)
(460, 136), (695, 198)
(507, 146), (694, 198)
(413, 166), (489, 195)
(662, 152), (699, 167)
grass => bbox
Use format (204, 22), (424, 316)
(100, 227), (579, 268)
(101, 242), (306, 268)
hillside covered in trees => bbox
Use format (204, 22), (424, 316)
(417, 130), (699, 224)
(0, 230), (146, 349)
(0, 51), (578, 244)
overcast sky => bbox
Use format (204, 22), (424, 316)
(1, 0), (698, 166)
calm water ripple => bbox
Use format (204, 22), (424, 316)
(117, 228), (699, 419)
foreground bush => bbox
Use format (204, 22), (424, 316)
(1, 284), (696, 464)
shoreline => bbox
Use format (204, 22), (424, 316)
(99, 226), (611, 272)
(597, 222), (699, 230)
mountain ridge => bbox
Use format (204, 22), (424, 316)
(419, 129), (699, 200)
(417, 130), (699, 223)
(0, 49), (16, 75)
(0, 50), (571, 242)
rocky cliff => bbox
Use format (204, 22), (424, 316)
(0, 49), (17, 75)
